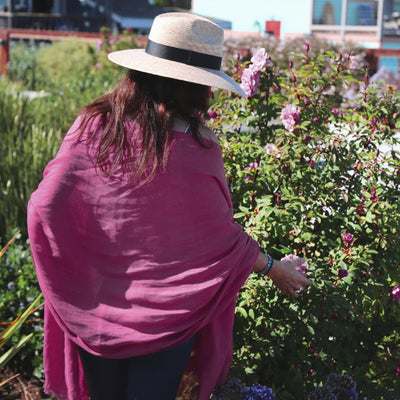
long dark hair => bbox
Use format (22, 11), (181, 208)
(78, 70), (211, 185)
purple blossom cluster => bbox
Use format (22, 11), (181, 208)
(212, 377), (244, 399)
(212, 378), (275, 400)
(241, 385), (275, 400)
(240, 48), (272, 98)
(325, 373), (358, 400)
(309, 373), (358, 400)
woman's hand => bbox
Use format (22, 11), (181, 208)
(268, 257), (313, 297)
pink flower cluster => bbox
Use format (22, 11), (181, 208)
(391, 285), (400, 302)
(280, 104), (301, 132)
(240, 48), (272, 98)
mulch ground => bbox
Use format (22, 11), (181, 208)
(0, 367), (50, 400)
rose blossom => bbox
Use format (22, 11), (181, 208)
(250, 48), (273, 71)
(281, 104), (301, 132)
(281, 254), (308, 277)
(338, 269), (349, 279)
(208, 110), (217, 119)
(240, 48), (272, 98)
(342, 233), (354, 244)
(241, 68), (261, 98)
(391, 285), (400, 302)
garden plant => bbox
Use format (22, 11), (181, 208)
(0, 31), (399, 399)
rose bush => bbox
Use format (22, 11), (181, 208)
(208, 44), (400, 399)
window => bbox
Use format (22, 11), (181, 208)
(346, 0), (378, 25)
(383, 0), (400, 36)
(313, 0), (343, 25)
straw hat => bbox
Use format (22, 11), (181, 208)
(108, 12), (245, 96)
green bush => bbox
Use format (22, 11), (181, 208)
(208, 46), (400, 399)
(8, 40), (42, 90)
(0, 233), (43, 378)
(36, 38), (97, 86)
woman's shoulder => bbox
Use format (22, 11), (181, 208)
(198, 124), (219, 144)
(171, 117), (219, 145)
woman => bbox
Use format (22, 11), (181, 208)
(28, 12), (312, 400)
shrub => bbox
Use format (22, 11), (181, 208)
(208, 45), (400, 399)
(8, 40), (42, 90)
(36, 38), (97, 85)
(0, 232), (43, 378)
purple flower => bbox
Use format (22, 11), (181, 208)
(391, 285), (400, 302)
(338, 269), (349, 279)
(280, 104), (301, 132)
(241, 68), (261, 98)
(332, 108), (340, 116)
(109, 38), (117, 46)
(208, 110), (218, 119)
(250, 48), (273, 72)
(213, 377), (244, 399)
(241, 384), (275, 400)
(325, 373), (358, 400)
(343, 233), (354, 244)
(329, 258), (333, 267)
(396, 365), (400, 376)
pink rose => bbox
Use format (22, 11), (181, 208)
(281, 104), (301, 132)
(342, 233), (354, 244)
(391, 285), (400, 302)
(250, 48), (273, 72)
(208, 110), (217, 119)
(281, 254), (308, 277)
(241, 68), (261, 98)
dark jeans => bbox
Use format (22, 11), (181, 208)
(78, 335), (195, 400)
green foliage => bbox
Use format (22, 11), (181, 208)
(209, 47), (400, 399)
(8, 41), (42, 90)
(0, 81), (65, 241)
(0, 29), (142, 241)
(37, 38), (97, 85)
(0, 232), (44, 381)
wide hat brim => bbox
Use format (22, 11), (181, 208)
(108, 49), (246, 97)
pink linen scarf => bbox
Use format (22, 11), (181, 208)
(28, 117), (259, 400)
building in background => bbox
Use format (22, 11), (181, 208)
(192, 0), (399, 76)
(311, 0), (400, 75)
(0, 0), (230, 33)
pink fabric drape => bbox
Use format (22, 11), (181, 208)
(27, 117), (259, 400)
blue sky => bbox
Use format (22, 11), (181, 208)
(192, 0), (312, 34)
